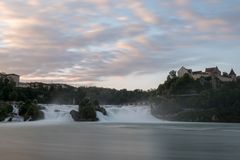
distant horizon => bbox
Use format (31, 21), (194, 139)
(0, 0), (239, 90)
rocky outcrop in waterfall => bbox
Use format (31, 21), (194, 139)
(70, 98), (107, 121)
(0, 102), (12, 121)
(0, 101), (44, 122)
(18, 101), (44, 121)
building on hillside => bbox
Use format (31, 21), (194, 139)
(217, 76), (233, 82)
(237, 76), (240, 81)
(0, 72), (20, 87)
(18, 82), (31, 88)
(19, 82), (50, 89)
(177, 66), (237, 83)
(177, 67), (192, 78)
(192, 71), (209, 80)
(0, 71), (75, 89)
(18, 82), (73, 90)
(205, 67), (221, 77)
(229, 69), (237, 80)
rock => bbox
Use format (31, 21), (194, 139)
(93, 99), (107, 115)
(70, 98), (105, 122)
(70, 109), (98, 121)
(95, 106), (107, 115)
(19, 101), (44, 121)
(211, 115), (218, 122)
(6, 117), (12, 122)
(38, 105), (46, 110)
(70, 110), (81, 121)
(54, 109), (61, 112)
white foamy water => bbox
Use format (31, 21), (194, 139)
(4, 104), (24, 122)
(97, 105), (161, 123)
(40, 104), (161, 123)
(41, 104), (78, 122)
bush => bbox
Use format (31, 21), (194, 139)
(78, 98), (97, 121)
(19, 100), (44, 121)
(0, 102), (12, 121)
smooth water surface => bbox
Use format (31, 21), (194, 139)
(0, 122), (240, 160)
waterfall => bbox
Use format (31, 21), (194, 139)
(4, 104), (24, 122)
(97, 105), (161, 123)
(40, 104), (161, 123)
(41, 104), (78, 122)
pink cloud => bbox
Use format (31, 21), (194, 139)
(178, 10), (228, 32)
(127, 0), (159, 24)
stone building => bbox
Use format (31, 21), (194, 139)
(229, 69), (237, 81)
(205, 67), (221, 77)
(177, 66), (237, 83)
(0, 72), (20, 87)
(192, 71), (209, 80)
(177, 67), (192, 78)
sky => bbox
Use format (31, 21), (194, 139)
(0, 0), (239, 90)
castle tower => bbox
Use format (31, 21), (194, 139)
(229, 69), (237, 81)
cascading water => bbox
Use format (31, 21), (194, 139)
(97, 105), (161, 123)
(40, 104), (161, 123)
(41, 104), (78, 122)
(4, 104), (24, 122)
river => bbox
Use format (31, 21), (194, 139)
(0, 105), (240, 160)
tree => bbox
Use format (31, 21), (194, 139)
(169, 70), (177, 79)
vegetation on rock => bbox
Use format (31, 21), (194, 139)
(0, 102), (12, 121)
(78, 98), (98, 121)
(70, 98), (107, 121)
(18, 100), (44, 121)
(0, 100), (44, 122)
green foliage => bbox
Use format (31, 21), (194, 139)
(0, 78), (16, 101)
(0, 102), (12, 121)
(157, 74), (204, 95)
(76, 87), (150, 105)
(169, 70), (177, 79)
(78, 98), (97, 121)
(154, 74), (240, 122)
(19, 100), (44, 121)
(0, 77), (151, 105)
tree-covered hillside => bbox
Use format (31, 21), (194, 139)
(152, 71), (240, 122)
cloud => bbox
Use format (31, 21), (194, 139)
(0, 0), (239, 89)
(127, 1), (159, 24)
(175, 0), (189, 6)
(177, 10), (227, 32)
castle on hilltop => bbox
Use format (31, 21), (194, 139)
(178, 66), (238, 88)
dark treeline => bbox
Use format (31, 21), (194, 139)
(0, 78), (152, 105)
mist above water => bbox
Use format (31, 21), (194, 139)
(97, 105), (161, 123)
(40, 104), (161, 123)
